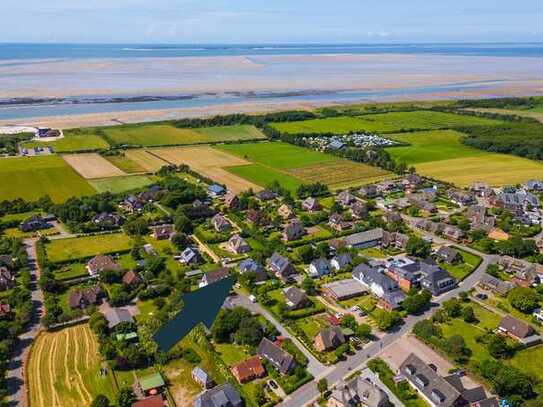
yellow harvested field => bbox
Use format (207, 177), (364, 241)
(63, 153), (126, 179)
(124, 149), (169, 172)
(28, 324), (116, 407)
(151, 146), (262, 193)
(416, 154), (543, 187)
(287, 160), (390, 189)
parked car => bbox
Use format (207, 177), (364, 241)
(249, 294), (257, 303)
(475, 293), (488, 300)
(269, 380), (278, 389)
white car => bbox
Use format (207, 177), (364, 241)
(249, 295), (257, 303)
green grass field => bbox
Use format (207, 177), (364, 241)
(0, 155), (95, 203)
(226, 163), (304, 193)
(440, 248), (482, 281)
(21, 134), (110, 153)
(104, 155), (146, 173)
(89, 175), (155, 194)
(386, 130), (543, 186)
(28, 324), (116, 407)
(270, 111), (501, 135)
(100, 123), (265, 146)
(45, 232), (133, 263)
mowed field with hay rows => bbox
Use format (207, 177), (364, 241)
(45, 232), (133, 263)
(386, 130), (543, 186)
(62, 153), (126, 179)
(21, 133), (110, 153)
(98, 123), (266, 146)
(270, 110), (502, 134)
(0, 155), (95, 202)
(28, 324), (116, 407)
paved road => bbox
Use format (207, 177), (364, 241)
(5, 239), (44, 407)
(228, 293), (326, 377)
(278, 230), (494, 407)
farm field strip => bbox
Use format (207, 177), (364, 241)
(62, 153), (126, 179)
(21, 134), (110, 153)
(0, 155), (95, 203)
(104, 155), (146, 173)
(124, 149), (169, 172)
(89, 175), (155, 194)
(28, 324), (116, 407)
(226, 163), (303, 193)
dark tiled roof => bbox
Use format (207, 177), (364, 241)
(257, 338), (295, 374)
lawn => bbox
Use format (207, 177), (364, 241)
(214, 343), (252, 366)
(100, 123), (265, 147)
(21, 134), (110, 153)
(53, 263), (88, 281)
(270, 111), (501, 135)
(386, 130), (543, 187)
(27, 324), (116, 407)
(439, 248), (482, 281)
(89, 175), (155, 194)
(104, 155), (146, 173)
(226, 164), (304, 193)
(45, 232), (133, 263)
(0, 155), (95, 203)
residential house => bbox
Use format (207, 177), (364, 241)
(344, 228), (384, 249)
(533, 308), (543, 323)
(382, 231), (409, 250)
(420, 264), (457, 296)
(308, 258), (331, 278)
(337, 190), (356, 206)
(330, 253), (352, 271)
(200, 268), (230, 287)
(465, 205), (496, 232)
(383, 210), (402, 224)
(238, 258), (268, 282)
(352, 264), (405, 310)
(224, 193), (240, 210)
(143, 244), (157, 256)
(400, 353), (492, 407)
(488, 228), (509, 241)
(208, 184), (226, 197)
(328, 213), (351, 232)
(151, 224), (174, 240)
(323, 279), (367, 301)
(442, 225), (464, 242)
(314, 326), (346, 351)
(302, 197), (321, 212)
(120, 195), (144, 213)
(434, 246), (462, 264)
(414, 219), (445, 235)
(283, 286), (310, 310)
(448, 190), (476, 207)
(478, 274), (515, 296)
(408, 196), (437, 214)
(231, 356), (266, 384)
(191, 366), (214, 389)
(328, 139), (346, 150)
(68, 286), (103, 309)
(122, 270), (141, 286)
(351, 201), (368, 219)
(257, 338), (296, 374)
(132, 395), (164, 407)
(211, 214), (231, 232)
(256, 189), (277, 201)
(385, 257), (424, 292)
(327, 376), (389, 407)
(405, 173), (423, 189)
(0, 267), (14, 291)
(0, 303), (11, 319)
(376, 180), (402, 194)
(139, 372), (166, 396)
(470, 182), (490, 197)
(267, 252), (297, 281)
(179, 247), (202, 265)
(19, 215), (51, 232)
(497, 315), (535, 342)
(86, 255), (121, 276)
(525, 179), (543, 191)
(278, 204), (294, 220)
(226, 234), (251, 255)
(193, 383), (242, 407)
(0, 255), (13, 269)
(138, 186), (164, 203)
(104, 308), (134, 329)
(359, 185), (378, 198)
(92, 212), (124, 228)
(246, 209), (269, 226)
(283, 219), (305, 241)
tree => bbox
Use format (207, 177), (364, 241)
(334, 343), (349, 359)
(123, 217), (149, 236)
(301, 277), (317, 295)
(487, 334), (512, 359)
(356, 323), (372, 340)
(174, 212), (193, 233)
(413, 320), (441, 341)
(402, 289), (432, 314)
(443, 299), (462, 318)
(117, 388), (136, 407)
(341, 315), (357, 331)
(406, 236), (431, 258)
(234, 317), (264, 347)
(318, 378), (328, 394)
(445, 335), (468, 358)
(91, 395), (110, 407)
(375, 311), (401, 331)
(508, 287), (540, 313)
(462, 306), (476, 323)
(294, 245), (314, 263)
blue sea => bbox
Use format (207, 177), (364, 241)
(1, 42), (543, 59)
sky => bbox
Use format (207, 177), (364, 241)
(3, 0), (543, 43)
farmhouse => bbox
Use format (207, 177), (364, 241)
(191, 366), (214, 389)
(257, 338), (296, 374)
(226, 234), (251, 255)
(283, 286), (310, 310)
(323, 279), (367, 301)
(314, 326), (345, 352)
(344, 228), (384, 249)
(86, 255), (121, 276)
(200, 267), (229, 287)
(328, 376), (389, 407)
(194, 383), (242, 407)
(231, 356), (266, 384)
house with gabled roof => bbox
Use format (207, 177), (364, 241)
(497, 315), (536, 342)
(337, 190), (356, 206)
(178, 247), (202, 265)
(200, 267), (229, 287)
(226, 234), (251, 255)
(283, 219), (305, 241)
(314, 326), (345, 351)
(191, 366), (214, 389)
(0, 267), (14, 291)
(223, 193), (240, 210)
(150, 224), (174, 240)
(193, 383), (242, 407)
(257, 338), (296, 374)
(308, 258), (331, 278)
(68, 285), (103, 309)
(211, 214), (231, 232)
(278, 204), (294, 220)
(283, 286), (310, 310)
(267, 252), (297, 281)
(350, 201), (368, 219)
(328, 376), (389, 407)
(434, 246), (462, 265)
(330, 253), (352, 271)
(119, 195), (144, 213)
(231, 356), (266, 384)
(86, 255), (121, 276)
